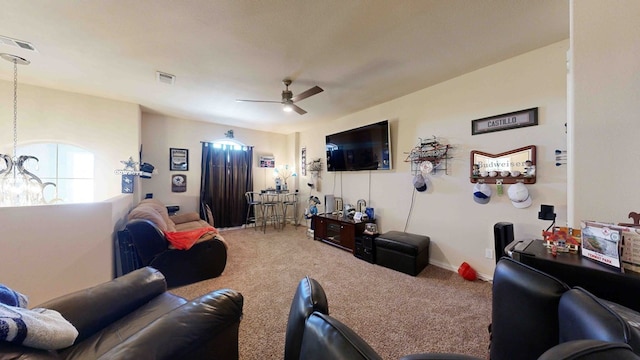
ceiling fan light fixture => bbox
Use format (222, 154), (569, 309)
(236, 79), (323, 116)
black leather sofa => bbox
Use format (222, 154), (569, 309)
(0, 267), (243, 360)
(284, 258), (640, 360)
(121, 219), (227, 288)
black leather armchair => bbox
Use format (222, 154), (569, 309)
(0, 267), (243, 360)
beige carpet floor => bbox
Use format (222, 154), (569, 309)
(170, 225), (492, 359)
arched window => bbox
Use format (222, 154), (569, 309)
(18, 143), (94, 203)
(210, 138), (248, 150)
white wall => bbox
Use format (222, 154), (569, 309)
(299, 41), (569, 278)
(569, 0), (640, 226)
(140, 113), (290, 213)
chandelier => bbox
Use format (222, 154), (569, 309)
(0, 53), (56, 206)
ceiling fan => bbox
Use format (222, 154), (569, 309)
(236, 79), (323, 115)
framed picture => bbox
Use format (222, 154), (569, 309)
(471, 107), (538, 135)
(580, 221), (623, 271)
(171, 174), (187, 192)
(259, 155), (275, 168)
(170, 148), (188, 171)
(121, 175), (134, 193)
(301, 147), (307, 176)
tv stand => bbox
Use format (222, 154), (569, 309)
(312, 214), (371, 253)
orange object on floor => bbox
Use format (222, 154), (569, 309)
(458, 262), (477, 281)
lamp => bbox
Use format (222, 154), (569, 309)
(538, 204), (556, 231)
(282, 102), (293, 112)
(0, 53), (56, 206)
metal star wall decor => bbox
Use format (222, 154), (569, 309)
(121, 156), (138, 171)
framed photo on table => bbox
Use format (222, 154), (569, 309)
(170, 148), (188, 171)
(580, 221), (624, 271)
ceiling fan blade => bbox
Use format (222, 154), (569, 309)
(292, 86), (323, 103)
(236, 99), (282, 103)
(291, 104), (307, 115)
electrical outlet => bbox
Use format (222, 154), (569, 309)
(485, 248), (494, 259)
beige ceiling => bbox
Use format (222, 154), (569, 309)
(0, 1), (568, 134)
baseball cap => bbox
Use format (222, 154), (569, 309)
(413, 173), (427, 192)
(473, 183), (491, 204)
(508, 182), (532, 208)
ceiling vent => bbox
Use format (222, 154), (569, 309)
(156, 71), (175, 85)
(0, 35), (37, 52)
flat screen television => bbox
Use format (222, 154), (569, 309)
(325, 120), (392, 171)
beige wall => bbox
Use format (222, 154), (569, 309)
(299, 41), (569, 279)
(0, 195), (135, 305)
(569, 0), (640, 226)
(0, 84), (140, 304)
(0, 81), (141, 201)
(4, 0), (637, 298)
(140, 113), (290, 213)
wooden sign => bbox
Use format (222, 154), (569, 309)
(472, 108), (538, 135)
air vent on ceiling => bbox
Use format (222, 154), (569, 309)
(0, 35), (37, 52)
(156, 71), (175, 85)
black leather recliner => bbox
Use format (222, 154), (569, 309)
(121, 219), (227, 288)
(490, 257), (640, 360)
(0, 267), (243, 360)
(490, 256), (570, 359)
(284, 276), (382, 360)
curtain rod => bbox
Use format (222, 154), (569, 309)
(200, 141), (253, 149)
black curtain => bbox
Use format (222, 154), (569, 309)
(200, 143), (253, 228)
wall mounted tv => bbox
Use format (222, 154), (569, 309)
(326, 120), (392, 172)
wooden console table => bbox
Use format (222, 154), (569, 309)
(312, 214), (371, 253)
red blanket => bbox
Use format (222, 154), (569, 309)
(164, 226), (217, 250)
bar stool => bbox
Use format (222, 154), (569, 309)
(261, 192), (281, 232)
(281, 193), (299, 228)
(244, 192), (263, 230)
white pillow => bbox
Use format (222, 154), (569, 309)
(0, 285), (78, 350)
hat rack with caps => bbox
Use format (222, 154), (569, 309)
(404, 136), (453, 176)
(555, 149), (567, 166)
(470, 145), (536, 185)
(471, 178), (533, 208)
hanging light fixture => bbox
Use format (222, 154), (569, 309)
(282, 100), (294, 113)
(0, 53), (56, 206)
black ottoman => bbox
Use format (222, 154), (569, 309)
(374, 231), (430, 276)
